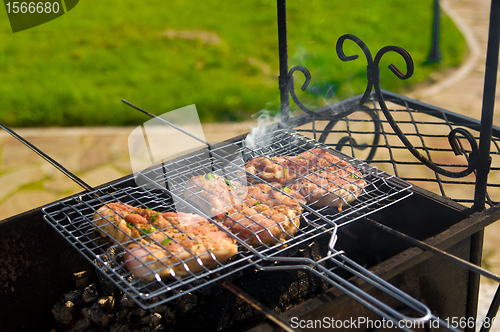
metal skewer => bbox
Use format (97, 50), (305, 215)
(121, 98), (220, 174)
(121, 99), (213, 148)
(0, 122), (94, 192)
(363, 216), (500, 283)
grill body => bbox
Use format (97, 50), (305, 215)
(2, 133), (499, 331)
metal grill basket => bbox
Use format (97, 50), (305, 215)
(41, 129), (454, 328)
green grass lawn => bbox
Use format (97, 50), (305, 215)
(0, 0), (466, 126)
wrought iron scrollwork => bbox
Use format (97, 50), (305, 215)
(285, 34), (479, 178)
(284, 65), (316, 116)
(318, 106), (381, 162)
(284, 59), (381, 159)
(287, 33), (479, 179)
(336, 34), (480, 178)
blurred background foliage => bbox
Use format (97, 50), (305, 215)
(0, 0), (466, 126)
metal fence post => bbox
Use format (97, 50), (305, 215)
(426, 0), (442, 64)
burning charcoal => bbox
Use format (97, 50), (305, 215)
(52, 301), (75, 326)
(114, 310), (129, 328)
(81, 307), (91, 320)
(82, 284), (99, 303)
(127, 308), (148, 329)
(141, 313), (161, 327)
(101, 314), (112, 328)
(96, 267), (120, 297)
(74, 270), (92, 290)
(109, 325), (131, 332)
(64, 290), (83, 304)
(97, 295), (115, 312)
(89, 303), (105, 325)
(70, 318), (91, 332)
(138, 327), (153, 332)
(99, 279), (118, 297)
(176, 293), (197, 313)
(120, 295), (136, 308)
(152, 305), (175, 321)
(129, 308), (147, 319)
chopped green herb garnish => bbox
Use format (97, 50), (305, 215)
(141, 227), (156, 235)
(237, 192), (244, 195)
(224, 178), (234, 188)
(283, 187), (291, 193)
(126, 222), (133, 229)
(151, 213), (160, 222)
(319, 170), (324, 173)
(350, 173), (360, 179)
(260, 158), (265, 161)
(204, 173), (217, 180)
(162, 238), (171, 245)
(283, 167), (287, 178)
(254, 201), (261, 206)
(298, 156), (304, 159)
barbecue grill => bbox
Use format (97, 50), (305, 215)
(2, 1), (500, 331)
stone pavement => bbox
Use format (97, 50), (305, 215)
(1, 0), (500, 326)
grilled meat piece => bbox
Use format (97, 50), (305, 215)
(292, 166), (365, 209)
(125, 211), (238, 280)
(92, 202), (155, 243)
(219, 183), (305, 245)
(245, 148), (367, 209)
(185, 175), (305, 246)
(184, 173), (246, 217)
(93, 203), (237, 281)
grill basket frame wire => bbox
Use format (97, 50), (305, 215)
(42, 129), (421, 314)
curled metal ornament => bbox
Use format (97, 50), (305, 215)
(284, 65), (316, 116)
(284, 57), (381, 160)
(285, 65), (381, 161)
(318, 106), (381, 162)
(336, 34), (478, 178)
